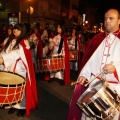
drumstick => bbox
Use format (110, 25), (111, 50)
(71, 80), (82, 86)
(71, 70), (104, 86)
(84, 70), (104, 87)
(71, 61), (113, 86)
(85, 61), (113, 87)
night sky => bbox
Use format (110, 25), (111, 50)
(87, 0), (120, 15)
(83, 0), (120, 24)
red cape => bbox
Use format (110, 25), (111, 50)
(20, 39), (38, 117)
(36, 33), (43, 58)
(51, 34), (70, 84)
(67, 32), (106, 120)
(61, 34), (70, 84)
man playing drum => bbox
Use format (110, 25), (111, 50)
(67, 9), (120, 120)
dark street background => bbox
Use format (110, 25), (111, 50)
(0, 70), (78, 120)
(0, 84), (69, 120)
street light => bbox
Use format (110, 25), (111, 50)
(19, 0), (21, 23)
(28, 0), (30, 25)
(26, 0), (34, 32)
(26, 0), (31, 32)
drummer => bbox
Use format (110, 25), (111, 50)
(67, 27), (81, 72)
(45, 23), (70, 85)
(67, 8), (120, 120)
(0, 23), (38, 117)
(28, 26), (41, 72)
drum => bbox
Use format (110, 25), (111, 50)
(0, 71), (26, 106)
(69, 50), (78, 61)
(77, 80), (120, 120)
(36, 56), (65, 73)
(80, 43), (85, 52)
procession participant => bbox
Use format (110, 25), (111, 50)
(0, 27), (13, 50)
(0, 23), (38, 117)
(0, 24), (7, 44)
(67, 28), (81, 72)
(28, 26), (41, 72)
(41, 23), (52, 46)
(78, 31), (86, 71)
(3, 27), (13, 44)
(67, 8), (120, 120)
(46, 24), (70, 85)
(40, 23), (52, 58)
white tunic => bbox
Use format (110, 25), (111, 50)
(49, 34), (65, 79)
(1, 39), (27, 109)
(79, 33), (120, 120)
(68, 36), (78, 71)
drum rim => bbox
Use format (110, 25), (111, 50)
(0, 71), (26, 87)
(38, 55), (64, 59)
(78, 80), (106, 102)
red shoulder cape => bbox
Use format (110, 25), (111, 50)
(20, 39), (38, 117)
(61, 34), (70, 84)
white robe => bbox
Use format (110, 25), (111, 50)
(1, 39), (27, 109)
(49, 34), (64, 79)
(68, 36), (78, 71)
(79, 33), (120, 120)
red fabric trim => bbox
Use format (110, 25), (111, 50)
(13, 58), (21, 73)
(114, 68), (119, 81)
(108, 81), (118, 84)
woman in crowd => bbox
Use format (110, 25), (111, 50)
(0, 23), (38, 117)
(67, 28), (81, 72)
(46, 24), (70, 85)
(28, 27), (41, 71)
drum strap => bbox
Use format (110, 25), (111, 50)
(75, 38), (77, 49)
(46, 49), (52, 56)
(13, 58), (21, 73)
(91, 73), (119, 84)
(58, 38), (63, 54)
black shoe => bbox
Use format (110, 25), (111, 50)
(16, 109), (26, 117)
(8, 108), (16, 114)
(48, 78), (54, 83)
(60, 80), (65, 86)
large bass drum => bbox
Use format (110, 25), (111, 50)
(77, 80), (120, 120)
(0, 71), (26, 107)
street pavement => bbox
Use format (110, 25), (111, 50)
(0, 70), (78, 120)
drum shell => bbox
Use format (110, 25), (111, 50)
(36, 56), (65, 73)
(69, 50), (78, 61)
(0, 71), (26, 106)
(77, 80), (120, 119)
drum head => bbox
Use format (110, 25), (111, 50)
(0, 71), (25, 85)
(78, 88), (97, 103)
(78, 80), (105, 103)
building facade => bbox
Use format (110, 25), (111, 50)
(0, 0), (80, 30)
